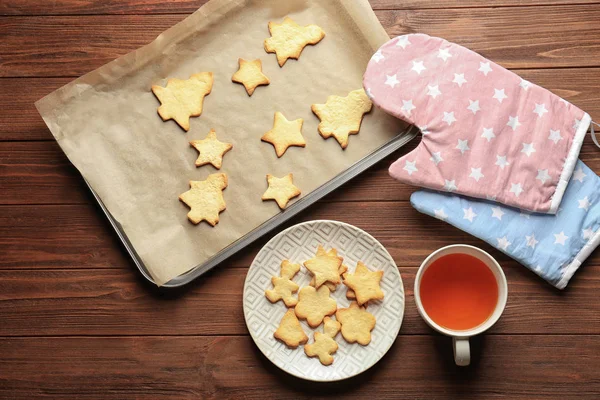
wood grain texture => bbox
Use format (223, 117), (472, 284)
(378, 5), (600, 69)
(1, 0), (599, 15)
(3, 199), (600, 272)
(3, 67), (600, 142)
(3, 6), (600, 77)
(3, 138), (600, 205)
(2, 0), (600, 397)
(0, 265), (598, 337)
(1, 335), (599, 399)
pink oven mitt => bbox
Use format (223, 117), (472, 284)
(363, 33), (591, 214)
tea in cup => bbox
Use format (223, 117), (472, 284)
(414, 245), (508, 366)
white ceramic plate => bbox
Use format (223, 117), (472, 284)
(243, 220), (404, 381)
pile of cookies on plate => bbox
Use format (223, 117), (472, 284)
(265, 245), (384, 366)
(150, 17), (373, 226)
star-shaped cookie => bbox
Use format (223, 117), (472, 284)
(304, 316), (341, 365)
(294, 285), (337, 328)
(151, 72), (213, 131)
(261, 173), (301, 209)
(179, 173), (227, 226)
(261, 112), (306, 157)
(232, 58), (270, 96)
(312, 88), (372, 149)
(264, 17), (325, 67)
(304, 245), (343, 288)
(274, 309), (308, 348)
(343, 262), (384, 306)
(189, 129), (233, 169)
(309, 248), (347, 292)
(265, 260), (301, 307)
(336, 301), (376, 346)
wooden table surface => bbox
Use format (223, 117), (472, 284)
(2, 0), (600, 398)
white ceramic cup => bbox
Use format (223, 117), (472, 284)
(414, 244), (508, 366)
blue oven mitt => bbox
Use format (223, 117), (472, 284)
(410, 160), (600, 289)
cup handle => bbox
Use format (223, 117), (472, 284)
(453, 337), (470, 366)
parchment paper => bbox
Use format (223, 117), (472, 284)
(36, 0), (407, 286)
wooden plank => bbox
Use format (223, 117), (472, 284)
(0, 77), (70, 141)
(3, 200), (600, 271)
(0, 203), (132, 270)
(3, 6), (600, 77)
(372, 0), (600, 8)
(1, 0), (599, 16)
(0, 141), (89, 205)
(3, 137), (600, 205)
(377, 6), (600, 69)
(0, 0), (208, 15)
(3, 67), (600, 142)
(0, 264), (597, 337)
(0, 335), (598, 399)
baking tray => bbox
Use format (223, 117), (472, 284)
(89, 125), (418, 287)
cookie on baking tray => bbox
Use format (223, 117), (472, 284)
(264, 17), (325, 67)
(261, 173), (301, 209)
(189, 129), (233, 169)
(336, 301), (376, 346)
(232, 58), (270, 96)
(274, 309), (309, 348)
(261, 112), (306, 158)
(265, 260), (301, 307)
(312, 88), (372, 149)
(178, 173), (227, 226)
(151, 72), (213, 131)
(304, 316), (341, 366)
(343, 261), (384, 306)
(294, 285), (337, 328)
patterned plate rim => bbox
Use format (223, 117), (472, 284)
(242, 219), (405, 382)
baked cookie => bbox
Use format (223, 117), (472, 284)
(304, 245), (343, 288)
(274, 309), (308, 348)
(261, 173), (301, 209)
(179, 173), (227, 226)
(343, 261), (384, 306)
(189, 129), (233, 169)
(304, 316), (341, 366)
(261, 112), (306, 157)
(264, 17), (325, 67)
(265, 260), (301, 307)
(151, 72), (213, 131)
(312, 88), (372, 149)
(232, 58), (270, 96)
(336, 301), (376, 346)
(294, 285), (337, 328)
(311, 263), (347, 292)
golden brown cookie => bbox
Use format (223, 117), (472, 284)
(231, 58), (270, 96)
(336, 301), (376, 346)
(264, 17), (325, 67)
(304, 245), (342, 289)
(179, 173), (227, 226)
(261, 112), (306, 157)
(311, 88), (372, 149)
(310, 263), (347, 292)
(274, 309), (309, 348)
(265, 260), (301, 307)
(189, 129), (233, 169)
(261, 173), (301, 209)
(151, 72), (213, 131)
(342, 271), (357, 300)
(294, 286), (337, 328)
(343, 262), (384, 306)
(304, 316), (341, 366)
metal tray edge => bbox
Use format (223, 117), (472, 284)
(87, 125), (419, 287)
